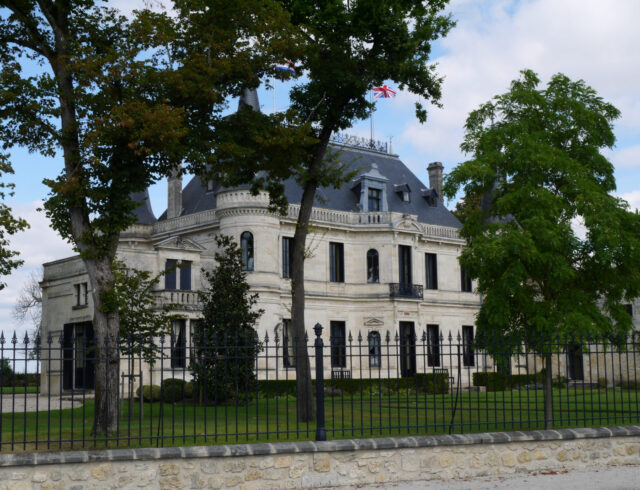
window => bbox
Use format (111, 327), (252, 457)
(241, 232), (254, 271)
(425, 253), (438, 290)
(282, 237), (293, 279)
(171, 319), (187, 369)
(330, 321), (346, 368)
(329, 242), (344, 282)
(461, 267), (473, 292)
(74, 283), (88, 307)
(368, 331), (381, 368)
(399, 245), (412, 285)
(427, 324), (440, 367)
(462, 325), (475, 367)
(624, 304), (633, 317)
(368, 188), (381, 212)
(282, 319), (295, 368)
(366, 249), (379, 283)
(179, 261), (192, 291)
(165, 259), (177, 290)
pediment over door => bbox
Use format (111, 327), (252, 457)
(364, 317), (384, 327)
(153, 236), (205, 253)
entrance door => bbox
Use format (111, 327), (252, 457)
(567, 344), (584, 381)
(62, 322), (95, 391)
(399, 322), (416, 377)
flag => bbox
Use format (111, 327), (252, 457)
(275, 61), (296, 73)
(373, 84), (397, 99)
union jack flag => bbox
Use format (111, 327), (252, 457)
(275, 61), (296, 73)
(373, 84), (397, 99)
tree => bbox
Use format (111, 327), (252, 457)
(0, 155), (28, 287)
(0, 0), (300, 434)
(206, 0), (455, 422)
(191, 235), (263, 404)
(13, 268), (42, 331)
(443, 70), (640, 429)
(101, 260), (175, 363)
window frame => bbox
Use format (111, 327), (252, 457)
(461, 267), (473, 292)
(241, 231), (254, 271)
(165, 259), (177, 290)
(330, 321), (347, 368)
(329, 242), (345, 283)
(171, 319), (187, 369)
(427, 324), (440, 367)
(366, 249), (379, 284)
(282, 237), (293, 279)
(368, 331), (381, 368)
(462, 325), (475, 367)
(425, 253), (438, 290)
(368, 187), (382, 212)
(179, 260), (192, 291)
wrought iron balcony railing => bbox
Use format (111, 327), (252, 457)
(389, 283), (423, 299)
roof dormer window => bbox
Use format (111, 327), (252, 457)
(352, 163), (389, 213)
(421, 188), (438, 207)
(394, 183), (411, 202)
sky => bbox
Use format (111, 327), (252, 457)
(1, 0), (640, 338)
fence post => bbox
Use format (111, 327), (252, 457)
(314, 323), (326, 442)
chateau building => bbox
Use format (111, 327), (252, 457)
(39, 91), (637, 394)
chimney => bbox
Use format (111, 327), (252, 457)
(427, 161), (444, 203)
(167, 165), (182, 219)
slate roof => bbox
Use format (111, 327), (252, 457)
(152, 145), (461, 228)
(130, 189), (156, 225)
(143, 88), (461, 229)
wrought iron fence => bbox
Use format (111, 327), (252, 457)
(0, 327), (639, 453)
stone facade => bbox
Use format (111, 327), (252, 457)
(0, 427), (638, 489)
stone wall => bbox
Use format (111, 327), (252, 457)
(0, 426), (638, 489)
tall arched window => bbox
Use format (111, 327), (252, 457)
(241, 232), (254, 271)
(367, 249), (379, 283)
(368, 331), (381, 368)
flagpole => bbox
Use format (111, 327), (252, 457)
(370, 89), (374, 144)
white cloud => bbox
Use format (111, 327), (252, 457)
(397, 0), (640, 177)
(610, 145), (640, 169)
(620, 190), (640, 212)
(0, 202), (73, 336)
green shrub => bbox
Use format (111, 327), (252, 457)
(598, 377), (608, 388)
(136, 384), (161, 402)
(618, 379), (640, 390)
(159, 378), (193, 403)
(473, 371), (543, 392)
(552, 375), (569, 388)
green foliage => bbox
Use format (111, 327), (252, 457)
(99, 261), (175, 364)
(598, 377), (608, 388)
(160, 379), (194, 403)
(137, 385), (162, 402)
(444, 70), (640, 356)
(0, 358), (13, 385)
(257, 374), (449, 398)
(618, 379), (640, 390)
(190, 236), (263, 404)
(473, 372), (543, 392)
(0, 155), (28, 288)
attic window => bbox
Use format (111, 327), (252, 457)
(394, 184), (411, 202)
(421, 188), (438, 207)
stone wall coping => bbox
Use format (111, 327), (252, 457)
(2, 425), (639, 468)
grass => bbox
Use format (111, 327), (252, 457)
(2, 386), (639, 453)
(0, 386), (39, 394)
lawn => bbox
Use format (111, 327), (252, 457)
(2, 387), (639, 453)
(0, 386), (39, 395)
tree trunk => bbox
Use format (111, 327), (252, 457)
(543, 354), (553, 430)
(85, 257), (120, 435)
(291, 127), (332, 422)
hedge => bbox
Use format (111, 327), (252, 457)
(472, 371), (544, 391)
(257, 373), (449, 398)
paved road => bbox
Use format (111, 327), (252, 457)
(335, 464), (640, 489)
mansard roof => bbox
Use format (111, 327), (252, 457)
(160, 144), (461, 228)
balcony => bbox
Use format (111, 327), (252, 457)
(153, 289), (201, 311)
(389, 283), (423, 300)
